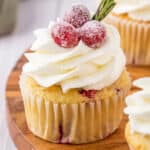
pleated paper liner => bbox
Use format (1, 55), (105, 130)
(20, 76), (129, 144)
(105, 14), (150, 66)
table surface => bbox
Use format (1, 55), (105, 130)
(0, 0), (98, 149)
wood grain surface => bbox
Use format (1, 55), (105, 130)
(5, 55), (150, 150)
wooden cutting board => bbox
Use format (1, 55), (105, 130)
(5, 55), (150, 150)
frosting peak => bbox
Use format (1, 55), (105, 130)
(124, 77), (150, 135)
(113, 0), (150, 21)
(22, 22), (125, 93)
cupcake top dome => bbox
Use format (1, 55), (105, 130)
(113, 0), (150, 21)
(22, 1), (126, 93)
(124, 77), (150, 135)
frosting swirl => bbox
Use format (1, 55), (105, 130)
(124, 77), (150, 135)
(113, 0), (150, 21)
(22, 22), (125, 93)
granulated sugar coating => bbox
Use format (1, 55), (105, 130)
(80, 20), (106, 48)
(51, 21), (80, 48)
(63, 4), (90, 28)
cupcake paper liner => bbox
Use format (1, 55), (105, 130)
(20, 79), (128, 144)
(105, 14), (150, 65)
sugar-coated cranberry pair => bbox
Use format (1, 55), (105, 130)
(51, 5), (106, 49)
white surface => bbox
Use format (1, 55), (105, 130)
(0, 0), (98, 149)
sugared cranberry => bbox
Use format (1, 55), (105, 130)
(80, 20), (106, 48)
(63, 4), (90, 28)
(51, 21), (80, 48)
(79, 89), (97, 99)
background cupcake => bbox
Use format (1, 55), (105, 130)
(105, 0), (150, 65)
(125, 77), (150, 150)
(20, 1), (131, 144)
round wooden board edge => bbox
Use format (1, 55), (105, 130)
(5, 55), (37, 150)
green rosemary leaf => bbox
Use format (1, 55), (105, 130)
(92, 0), (116, 21)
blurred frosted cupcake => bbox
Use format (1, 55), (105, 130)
(125, 77), (150, 150)
(20, 1), (131, 144)
(105, 0), (150, 65)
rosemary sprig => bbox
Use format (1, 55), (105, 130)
(92, 0), (116, 21)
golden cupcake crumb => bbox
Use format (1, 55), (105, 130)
(21, 69), (131, 104)
(125, 123), (150, 150)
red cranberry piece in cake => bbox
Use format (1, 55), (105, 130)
(79, 89), (97, 99)
(63, 4), (90, 28)
(51, 22), (80, 48)
(80, 20), (106, 48)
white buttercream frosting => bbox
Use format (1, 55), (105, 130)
(124, 77), (150, 135)
(22, 21), (125, 93)
(113, 0), (150, 21)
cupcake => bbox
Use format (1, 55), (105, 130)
(125, 77), (150, 150)
(20, 1), (131, 144)
(105, 0), (150, 65)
